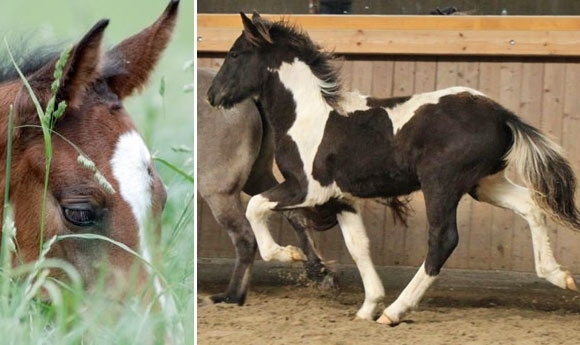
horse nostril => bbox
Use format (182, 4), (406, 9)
(207, 89), (217, 107)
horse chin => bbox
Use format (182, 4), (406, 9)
(207, 86), (248, 110)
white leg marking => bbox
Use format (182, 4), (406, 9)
(380, 262), (436, 324)
(111, 131), (179, 326)
(245, 194), (306, 262)
(337, 208), (384, 320)
(476, 172), (571, 289)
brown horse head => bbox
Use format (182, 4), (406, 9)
(0, 0), (179, 304)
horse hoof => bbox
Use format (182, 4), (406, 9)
(376, 313), (397, 325)
(319, 274), (338, 290)
(206, 293), (245, 306)
(564, 272), (579, 292)
(353, 315), (372, 322)
(198, 296), (216, 307)
(287, 246), (307, 261)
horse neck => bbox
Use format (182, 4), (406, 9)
(261, 58), (336, 138)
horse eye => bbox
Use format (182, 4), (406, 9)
(229, 51), (239, 59)
(62, 204), (97, 227)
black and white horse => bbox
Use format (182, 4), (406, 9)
(207, 13), (580, 324)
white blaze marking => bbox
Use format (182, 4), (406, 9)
(111, 130), (152, 234)
(110, 131), (179, 328)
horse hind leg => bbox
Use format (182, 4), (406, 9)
(472, 172), (578, 291)
(203, 194), (257, 305)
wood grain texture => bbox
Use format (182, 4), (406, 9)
(197, 54), (580, 273)
(197, 14), (580, 56)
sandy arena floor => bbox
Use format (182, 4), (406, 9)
(198, 280), (580, 345)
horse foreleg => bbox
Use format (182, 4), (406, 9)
(203, 194), (257, 305)
(245, 170), (335, 287)
(246, 194), (307, 262)
(283, 209), (336, 288)
(337, 206), (385, 320)
(379, 186), (460, 325)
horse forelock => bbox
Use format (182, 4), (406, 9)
(0, 42), (62, 84)
(0, 40), (127, 89)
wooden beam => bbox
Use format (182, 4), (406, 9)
(197, 14), (580, 56)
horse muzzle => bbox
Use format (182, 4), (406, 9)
(207, 85), (238, 110)
(206, 86), (223, 109)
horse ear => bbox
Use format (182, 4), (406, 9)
(252, 12), (273, 44)
(251, 12), (262, 20)
(14, 19), (107, 127)
(55, 19), (108, 109)
(241, 12), (273, 47)
(105, 0), (179, 99)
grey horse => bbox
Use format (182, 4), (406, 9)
(197, 68), (335, 305)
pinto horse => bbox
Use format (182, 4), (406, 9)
(0, 0), (178, 303)
(208, 12), (580, 324)
(198, 67), (336, 305)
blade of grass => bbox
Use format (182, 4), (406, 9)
(4, 40), (70, 256)
(1, 105), (15, 307)
(153, 157), (193, 184)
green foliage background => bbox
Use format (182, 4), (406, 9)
(0, 0), (194, 343)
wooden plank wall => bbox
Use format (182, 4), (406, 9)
(197, 54), (580, 273)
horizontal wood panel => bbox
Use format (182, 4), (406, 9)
(197, 14), (580, 56)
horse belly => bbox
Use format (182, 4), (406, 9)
(340, 169), (420, 199)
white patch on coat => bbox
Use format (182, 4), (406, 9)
(387, 86), (485, 134)
(275, 59), (343, 203)
(340, 91), (371, 115)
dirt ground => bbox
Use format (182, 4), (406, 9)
(197, 281), (580, 345)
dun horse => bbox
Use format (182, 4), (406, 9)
(198, 67), (335, 305)
(208, 13), (580, 324)
(0, 0), (179, 304)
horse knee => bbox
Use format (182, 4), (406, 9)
(232, 233), (257, 262)
(245, 194), (272, 223)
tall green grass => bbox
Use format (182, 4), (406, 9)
(0, 21), (194, 345)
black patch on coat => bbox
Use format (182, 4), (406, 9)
(313, 107), (421, 198)
(397, 92), (511, 187)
